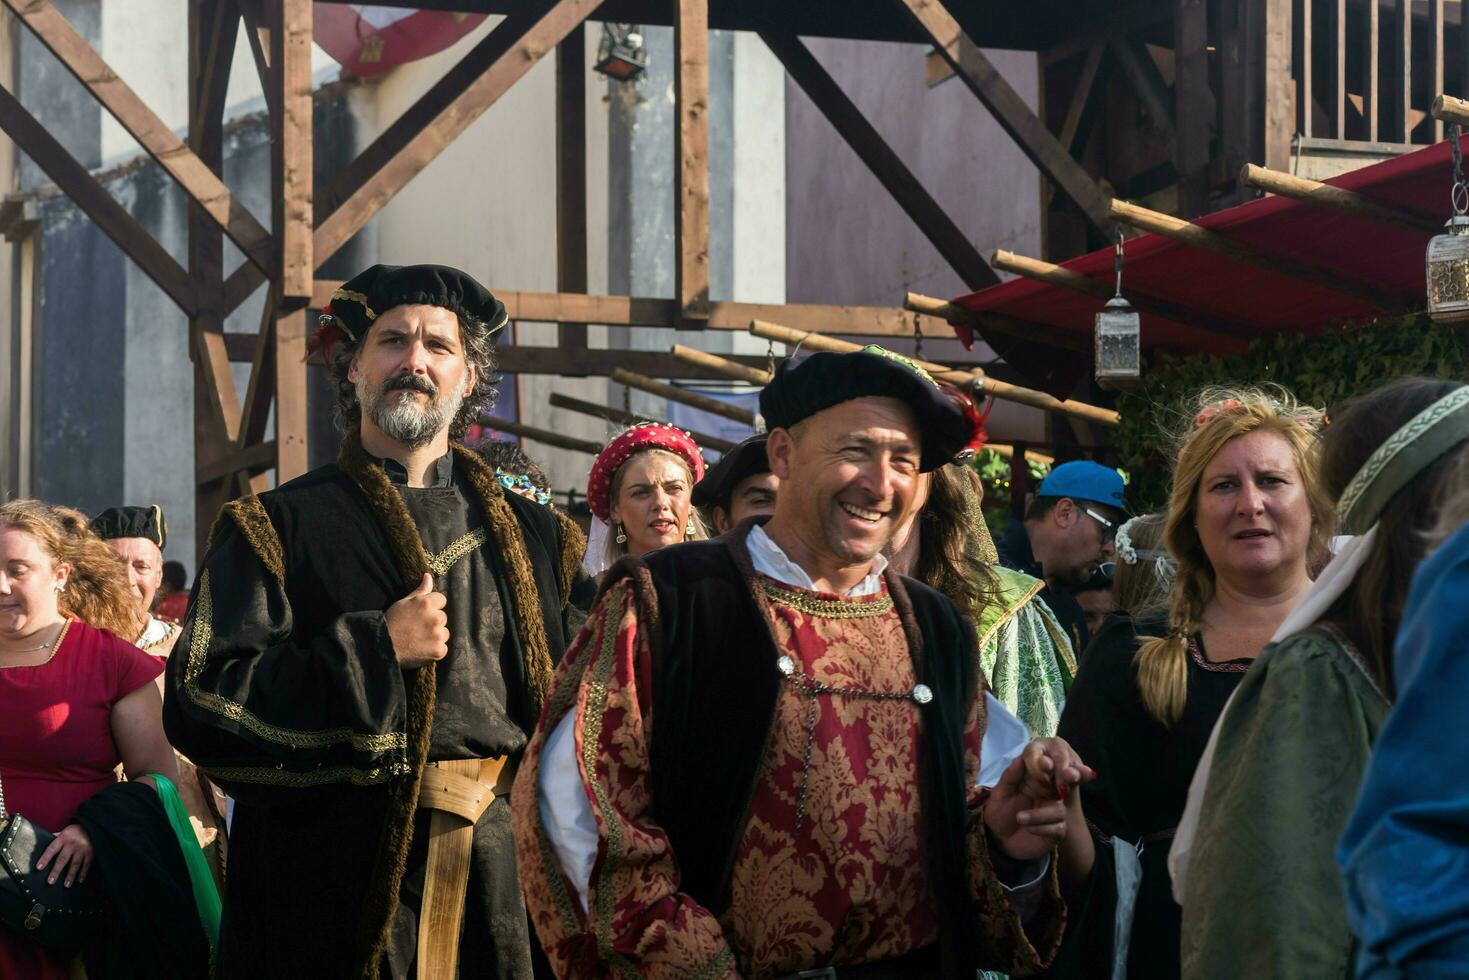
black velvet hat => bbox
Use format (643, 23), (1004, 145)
(91, 505), (166, 549)
(692, 434), (770, 509)
(759, 346), (975, 471)
(313, 263), (509, 356)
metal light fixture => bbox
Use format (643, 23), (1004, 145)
(595, 23), (647, 81)
(1095, 233), (1142, 388)
(1428, 123), (1469, 323)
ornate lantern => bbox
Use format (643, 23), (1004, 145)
(1095, 235), (1141, 388)
(594, 23), (648, 81)
(1428, 125), (1469, 323)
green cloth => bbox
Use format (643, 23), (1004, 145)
(150, 772), (223, 952)
(977, 565), (1076, 738)
(1179, 627), (1388, 979)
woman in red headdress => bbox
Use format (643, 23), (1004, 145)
(584, 422), (708, 578)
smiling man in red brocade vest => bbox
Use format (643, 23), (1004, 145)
(512, 346), (1098, 979)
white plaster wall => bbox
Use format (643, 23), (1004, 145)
(361, 20), (615, 500)
(98, 3), (336, 164)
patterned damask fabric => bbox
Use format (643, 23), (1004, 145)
(513, 574), (1064, 979)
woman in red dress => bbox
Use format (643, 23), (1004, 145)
(0, 500), (179, 980)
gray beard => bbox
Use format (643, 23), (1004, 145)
(358, 376), (467, 449)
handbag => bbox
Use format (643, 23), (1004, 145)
(0, 770), (98, 955)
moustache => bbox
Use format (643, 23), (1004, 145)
(383, 374), (438, 397)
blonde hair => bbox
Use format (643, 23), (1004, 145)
(1135, 386), (1331, 724)
(602, 447), (709, 566)
(0, 499), (146, 641)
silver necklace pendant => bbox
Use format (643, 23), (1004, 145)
(911, 683), (933, 704)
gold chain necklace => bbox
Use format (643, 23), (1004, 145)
(776, 654), (932, 834)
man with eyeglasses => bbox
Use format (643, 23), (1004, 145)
(997, 460), (1125, 655)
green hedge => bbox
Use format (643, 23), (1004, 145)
(1111, 315), (1469, 511)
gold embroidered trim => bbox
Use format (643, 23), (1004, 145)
(759, 579), (894, 619)
(426, 526), (488, 578)
(535, 826), (584, 938)
(202, 760), (412, 789)
(183, 571), (408, 754)
(975, 578), (1045, 651)
(581, 611), (643, 977)
(331, 288), (378, 321)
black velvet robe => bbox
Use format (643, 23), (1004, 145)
(163, 437), (588, 980)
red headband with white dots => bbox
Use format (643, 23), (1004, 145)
(587, 422), (706, 522)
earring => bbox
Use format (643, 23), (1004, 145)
(54, 582), (65, 594)
(615, 523), (627, 544)
(684, 516), (696, 537)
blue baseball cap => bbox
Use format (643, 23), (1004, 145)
(1036, 461), (1125, 510)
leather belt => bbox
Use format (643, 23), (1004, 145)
(415, 756), (514, 980)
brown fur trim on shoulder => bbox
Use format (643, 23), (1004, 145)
(552, 509), (588, 610)
(337, 433), (434, 978)
(219, 495), (286, 583)
(455, 445), (557, 727)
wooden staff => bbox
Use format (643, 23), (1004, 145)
(610, 368), (757, 425)
(548, 393), (736, 453)
(669, 344), (772, 385)
(988, 442), (1056, 465)
(1239, 164), (1441, 234)
(749, 319), (1121, 427)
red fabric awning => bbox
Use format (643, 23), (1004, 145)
(950, 137), (1462, 358)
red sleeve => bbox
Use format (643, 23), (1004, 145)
(103, 630), (165, 702)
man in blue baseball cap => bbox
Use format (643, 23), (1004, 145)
(997, 460), (1125, 654)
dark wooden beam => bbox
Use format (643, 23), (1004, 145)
(548, 393), (736, 452)
(0, 84), (195, 313)
(1110, 36), (1175, 141)
(762, 30), (998, 291)
(312, 0), (604, 271)
(1059, 44), (1105, 157)
(896, 0), (1114, 231)
(556, 26), (588, 353)
(1175, 0), (1211, 216)
(675, 0), (711, 318)
(486, 419), (603, 456)
(311, 281), (959, 338)
(1, 0), (276, 280)
(1040, 0), (1172, 65)
(1263, 0), (1293, 171)
(198, 440), (278, 485)
(237, 0), (275, 117)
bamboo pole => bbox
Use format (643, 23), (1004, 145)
(903, 292), (974, 322)
(1431, 93), (1469, 126)
(749, 319), (1120, 426)
(1239, 163), (1442, 234)
(486, 418), (602, 455)
(1108, 198), (1409, 311)
(610, 367), (757, 425)
(548, 392), (737, 453)
(986, 251), (1246, 345)
(669, 343), (772, 385)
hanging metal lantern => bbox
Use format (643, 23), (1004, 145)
(1428, 127), (1469, 322)
(1096, 235), (1141, 388)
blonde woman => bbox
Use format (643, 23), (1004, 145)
(583, 422), (708, 577)
(1047, 387), (1330, 980)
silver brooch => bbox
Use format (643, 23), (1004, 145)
(777, 655), (796, 676)
(912, 684), (933, 704)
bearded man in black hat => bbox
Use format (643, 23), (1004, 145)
(164, 265), (586, 980)
(512, 346), (1096, 979)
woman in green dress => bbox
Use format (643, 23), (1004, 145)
(1172, 377), (1469, 979)
(1049, 386), (1332, 980)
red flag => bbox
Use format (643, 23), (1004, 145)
(313, 5), (487, 78)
